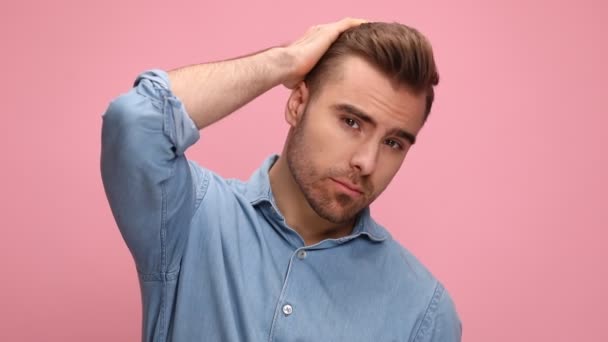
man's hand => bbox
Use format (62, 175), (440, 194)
(282, 17), (368, 89)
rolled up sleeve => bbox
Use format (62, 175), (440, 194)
(100, 69), (204, 277)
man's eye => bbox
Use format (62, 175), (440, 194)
(385, 139), (403, 150)
(344, 118), (360, 129)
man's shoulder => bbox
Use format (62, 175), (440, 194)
(370, 219), (462, 339)
(186, 155), (277, 207)
(369, 218), (440, 287)
(185, 160), (254, 209)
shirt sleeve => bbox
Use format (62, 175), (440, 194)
(100, 69), (206, 277)
(413, 282), (463, 342)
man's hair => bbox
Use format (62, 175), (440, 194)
(305, 22), (439, 121)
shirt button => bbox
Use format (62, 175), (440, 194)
(282, 304), (293, 316)
(297, 250), (307, 260)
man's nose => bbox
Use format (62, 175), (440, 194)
(350, 141), (379, 176)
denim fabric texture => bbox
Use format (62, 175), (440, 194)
(100, 70), (462, 342)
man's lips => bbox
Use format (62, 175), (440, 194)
(330, 178), (364, 195)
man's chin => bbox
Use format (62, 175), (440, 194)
(313, 204), (364, 225)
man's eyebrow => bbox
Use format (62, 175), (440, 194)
(331, 103), (417, 145)
(392, 128), (417, 145)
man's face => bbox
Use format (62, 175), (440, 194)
(285, 56), (428, 224)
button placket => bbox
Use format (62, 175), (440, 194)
(268, 247), (301, 339)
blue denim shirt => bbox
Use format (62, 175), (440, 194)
(100, 70), (462, 342)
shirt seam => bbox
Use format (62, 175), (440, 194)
(192, 169), (211, 213)
(138, 270), (180, 282)
(158, 91), (174, 342)
(412, 281), (444, 342)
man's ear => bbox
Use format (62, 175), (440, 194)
(284, 81), (310, 127)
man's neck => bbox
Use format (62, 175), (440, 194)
(268, 155), (355, 246)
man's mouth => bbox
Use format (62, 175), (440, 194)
(330, 178), (364, 196)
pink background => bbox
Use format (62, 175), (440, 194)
(2, 0), (606, 340)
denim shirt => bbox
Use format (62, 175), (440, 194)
(100, 70), (462, 342)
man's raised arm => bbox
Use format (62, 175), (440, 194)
(168, 48), (289, 129)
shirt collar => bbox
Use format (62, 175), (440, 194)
(244, 155), (390, 243)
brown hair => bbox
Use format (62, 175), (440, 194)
(305, 22), (439, 121)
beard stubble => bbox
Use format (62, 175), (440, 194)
(285, 110), (373, 224)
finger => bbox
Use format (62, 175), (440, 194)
(342, 17), (368, 24)
(336, 17), (369, 30)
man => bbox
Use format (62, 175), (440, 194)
(101, 18), (461, 341)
